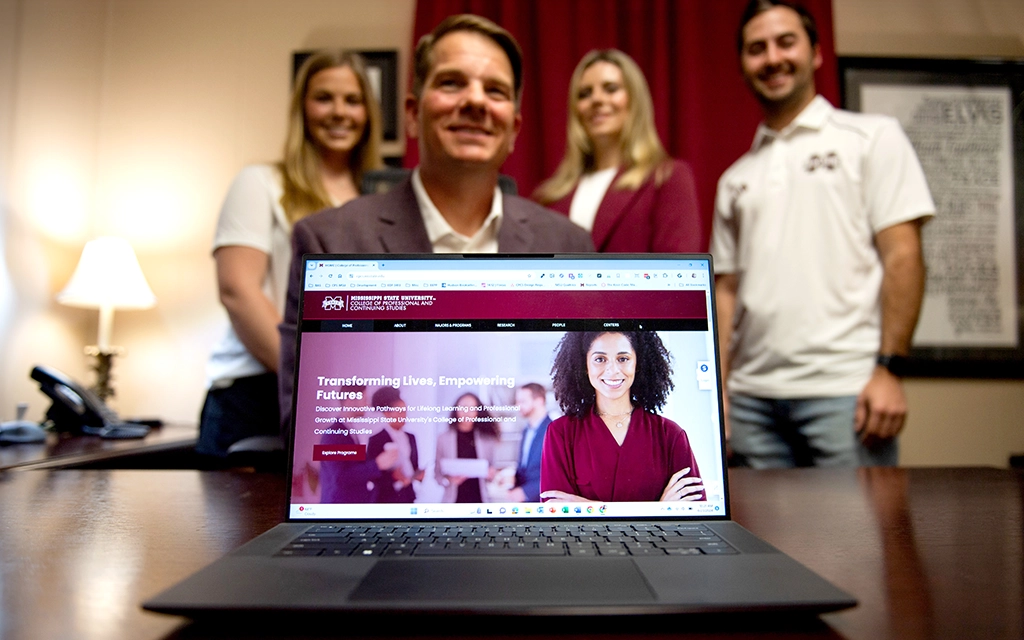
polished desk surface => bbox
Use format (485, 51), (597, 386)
(0, 422), (197, 471)
(0, 467), (1020, 639)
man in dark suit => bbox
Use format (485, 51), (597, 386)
(365, 387), (423, 504)
(507, 383), (550, 503)
(279, 14), (593, 427)
(319, 385), (399, 504)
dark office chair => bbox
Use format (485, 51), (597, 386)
(361, 167), (518, 196)
(223, 435), (285, 472)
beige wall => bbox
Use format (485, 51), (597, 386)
(1, 0), (18, 368)
(1, 0), (415, 425)
(1, 0), (1021, 466)
(834, 0), (1024, 57)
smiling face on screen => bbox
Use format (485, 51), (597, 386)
(586, 333), (636, 404)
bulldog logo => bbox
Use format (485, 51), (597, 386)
(322, 296), (345, 311)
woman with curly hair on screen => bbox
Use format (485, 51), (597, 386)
(540, 331), (705, 503)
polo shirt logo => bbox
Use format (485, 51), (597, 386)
(805, 152), (840, 172)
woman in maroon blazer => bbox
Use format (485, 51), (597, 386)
(539, 331), (705, 503)
(533, 49), (704, 253)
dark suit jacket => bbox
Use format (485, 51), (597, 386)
(549, 159), (705, 253)
(514, 416), (550, 502)
(278, 177), (594, 432)
(319, 430), (378, 504)
(366, 429), (420, 504)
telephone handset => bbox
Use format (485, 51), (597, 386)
(30, 366), (150, 439)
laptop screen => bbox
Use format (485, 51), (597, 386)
(287, 255), (727, 521)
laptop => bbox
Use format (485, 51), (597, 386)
(144, 253), (856, 616)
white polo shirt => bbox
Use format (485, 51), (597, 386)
(710, 96), (935, 398)
(412, 168), (502, 254)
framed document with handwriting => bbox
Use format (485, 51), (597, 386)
(842, 58), (1024, 378)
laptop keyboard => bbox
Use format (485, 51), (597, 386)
(275, 523), (737, 558)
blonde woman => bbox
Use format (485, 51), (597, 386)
(198, 50), (382, 458)
(534, 49), (703, 252)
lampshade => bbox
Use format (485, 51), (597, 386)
(57, 237), (156, 310)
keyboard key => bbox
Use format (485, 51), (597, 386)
(597, 547), (629, 556)
(700, 547), (739, 555)
(275, 548), (323, 557)
(665, 548), (703, 556)
(628, 547), (666, 556)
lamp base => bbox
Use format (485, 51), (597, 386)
(84, 345), (123, 402)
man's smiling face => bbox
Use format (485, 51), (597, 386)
(406, 30), (521, 171)
(740, 6), (821, 115)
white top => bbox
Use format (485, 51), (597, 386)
(710, 96), (935, 398)
(568, 167), (617, 232)
(205, 164), (291, 388)
(412, 168), (502, 254)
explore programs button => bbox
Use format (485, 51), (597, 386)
(313, 444), (367, 461)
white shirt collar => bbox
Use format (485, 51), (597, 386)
(751, 95), (834, 151)
(411, 168), (503, 254)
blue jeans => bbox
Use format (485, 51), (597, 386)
(197, 372), (280, 458)
(728, 394), (898, 468)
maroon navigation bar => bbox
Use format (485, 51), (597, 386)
(302, 290), (707, 321)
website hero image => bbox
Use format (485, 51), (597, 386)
(290, 329), (725, 520)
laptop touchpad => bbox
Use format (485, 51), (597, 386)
(351, 558), (655, 604)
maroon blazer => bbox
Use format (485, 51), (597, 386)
(548, 159), (705, 252)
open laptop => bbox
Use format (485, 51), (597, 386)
(145, 253), (856, 616)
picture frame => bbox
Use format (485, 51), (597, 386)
(840, 57), (1024, 378)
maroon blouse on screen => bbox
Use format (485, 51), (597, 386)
(540, 409), (704, 503)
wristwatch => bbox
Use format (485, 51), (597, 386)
(876, 353), (909, 376)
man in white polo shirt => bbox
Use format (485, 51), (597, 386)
(710, 0), (935, 467)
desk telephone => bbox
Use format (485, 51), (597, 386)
(30, 366), (150, 439)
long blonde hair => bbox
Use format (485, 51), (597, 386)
(534, 49), (670, 205)
(279, 50), (383, 224)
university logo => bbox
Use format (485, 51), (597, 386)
(805, 151), (839, 172)
(322, 295), (345, 311)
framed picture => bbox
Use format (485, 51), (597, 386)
(841, 57), (1024, 378)
(293, 49), (400, 142)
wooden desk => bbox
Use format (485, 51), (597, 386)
(0, 422), (197, 471)
(0, 467), (1020, 639)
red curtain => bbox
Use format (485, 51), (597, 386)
(408, 0), (838, 248)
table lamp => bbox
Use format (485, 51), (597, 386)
(57, 237), (157, 401)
